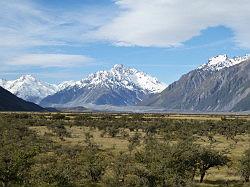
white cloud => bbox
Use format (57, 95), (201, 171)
(1, 0), (250, 49)
(0, 0), (114, 48)
(8, 54), (94, 67)
(93, 0), (250, 48)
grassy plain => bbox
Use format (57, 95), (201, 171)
(27, 112), (250, 186)
(0, 112), (249, 186)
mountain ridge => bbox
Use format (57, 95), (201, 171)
(0, 86), (44, 111)
(142, 57), (250, 112)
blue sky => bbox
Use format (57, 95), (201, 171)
(0, 0), (250, 84)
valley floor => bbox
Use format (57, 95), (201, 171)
(0, 112), (249, 186)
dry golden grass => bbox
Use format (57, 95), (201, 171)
(30, 126), (129, 152)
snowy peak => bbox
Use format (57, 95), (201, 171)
(40, 64), (167, 107)
(208, 54), (229, 65)
(58, 80), (77, 91)
(198, 54), (250, 71)
(76, 64), (166, 93)
(18, 74), (37, 82)
(0, 75), (58, 104)
(112, 64), (125, 71)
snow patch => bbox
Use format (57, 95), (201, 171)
(0, 75), (58, 103)
(71, 64), (167, 94)
(198, 54), (250, 71)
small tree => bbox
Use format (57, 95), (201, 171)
(80, 132), (107, 183)
(47, 123), (71, 141)
(128, 132), (141, 152)
(104, 126), (120, 137)
(197, 148), (229, 183)
(239, 149), (250, 183)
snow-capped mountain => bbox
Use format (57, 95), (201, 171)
(198, 54), (250, 71)
(0, 75), (58, 104)
(73, 64), (166, 93)
(143, 54), (250, 112)
(40, 64), (166, 107)
(0, 65), (166, 106)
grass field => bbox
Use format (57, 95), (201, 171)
(0, 112), (249, 186)
(27, 113), (250, 186)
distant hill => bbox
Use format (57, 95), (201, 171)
(142, 56), (250, 112)
(0, 86), (44, 111)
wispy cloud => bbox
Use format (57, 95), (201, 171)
(0, 0), (114, 48)
(0, 0), (109, 75)
(8, 54), (94, 68)
(93, 0), (250, 48)
(2, 0), (250, 49)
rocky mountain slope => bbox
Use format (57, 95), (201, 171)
(142, 55), (250, 112)
(0, 86), (44, 111)
(40, 64), (166, 107)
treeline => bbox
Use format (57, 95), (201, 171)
(0, 113), (249, 186)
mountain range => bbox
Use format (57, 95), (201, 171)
(0, 54), (249, 112)
(142, 55), (250, 112)
(0, 64), (166, 107)
(40, 64), (166, 107)
(0, 75), (87, 104)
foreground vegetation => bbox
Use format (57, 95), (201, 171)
(0, 112), (249, 187)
